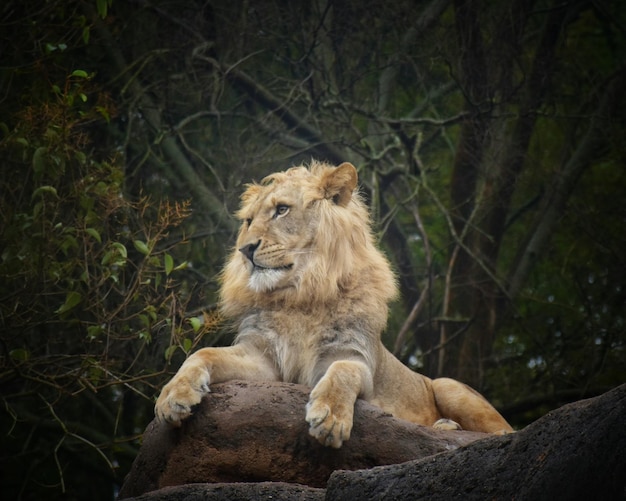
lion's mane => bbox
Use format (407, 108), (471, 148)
(219, 161), (397, 325)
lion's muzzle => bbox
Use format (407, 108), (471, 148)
(239, 240), (261, 262)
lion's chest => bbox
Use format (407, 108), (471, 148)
(238, 311), (349, 386)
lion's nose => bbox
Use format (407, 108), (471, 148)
(239, 240), (261, 262)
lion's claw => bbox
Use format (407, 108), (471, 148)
(305, 398), (352, 449)
(154, 363), (211, 426)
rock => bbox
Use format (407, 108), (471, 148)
(118, 380), (484, 498)
(121, 382), (626, 501)
(121, 482), (324, 501)
(326, 383), (626, 500)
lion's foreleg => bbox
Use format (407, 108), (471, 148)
(154, 343), (278, 426)
(305, 359), (373, 448)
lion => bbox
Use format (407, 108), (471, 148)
(155, 160), (513, 447)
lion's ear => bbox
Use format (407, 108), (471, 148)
(321, 162), (358, 207)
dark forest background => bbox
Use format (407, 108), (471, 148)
(1, 0), (624, 499)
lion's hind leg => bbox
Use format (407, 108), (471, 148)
(432, 418), (463, 431)
(431, 377), (513, 434)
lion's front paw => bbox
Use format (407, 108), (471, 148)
(154, 363), (211, 426)
(305, 395), (353, 449)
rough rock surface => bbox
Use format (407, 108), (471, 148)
(120, 382), (626, 501)
(118, 380), (484, 498)
(121, 482), (324, 501)
(327, 383), (626, 500)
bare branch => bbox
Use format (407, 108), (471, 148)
(393, 284), (430, 356)
(90, 12), (235, 231)
(195, 53), (347, 164)
(507, 69), (626, 299)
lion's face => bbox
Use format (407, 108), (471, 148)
(235, 169), (320, 293)
(219, 161), (396, 317)
(233, 162), (357, 294)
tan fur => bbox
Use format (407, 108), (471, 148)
(155, 161), (513, 447)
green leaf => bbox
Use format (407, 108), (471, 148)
(133, 239), (150, 255)
(87, 325), (103, 340)
(32, 146), (47, 175)
(10, 348), (30, 362)
(71, 69), (89, 78)
(146, 306), (157, 322)
(31, 185), (58, 200)
(164, 253), (174, 275)
(74, 150), (87, 165)
(112, 242), (127, 258)
(56, 291), (83, 314)
(32, 201), (43, 218)
(96, 0), (108, 18)
(188, 316), (202, 333)
(60, 234), (79, 254)
(96, 106), (110, 123)
(88, 363), (103, 384)
(85, 227), (102, 243)
(101, 250), (113, 266)
(139, 330), (152, 342)
(183, 338), (193, 353)
(164, 345), (178, 361)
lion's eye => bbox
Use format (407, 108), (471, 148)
(274, 204), (290, 218)
(245, 218), (253, 226)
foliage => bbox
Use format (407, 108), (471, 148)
(0, 33), (219, 500)
(0, 0), (625, 499)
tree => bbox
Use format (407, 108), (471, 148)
(440, 0), (626, 388)
(1, 0), (624, 499)
(0, 2), (215, 498)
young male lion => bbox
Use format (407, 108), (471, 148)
(155, 161), (512, 447)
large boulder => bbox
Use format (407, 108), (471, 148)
(118, 380), (484, 498)
(120, 382), (626, 501)
(327, 383), (626, 500)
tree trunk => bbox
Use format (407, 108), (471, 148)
(435, 0), (605, 389)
